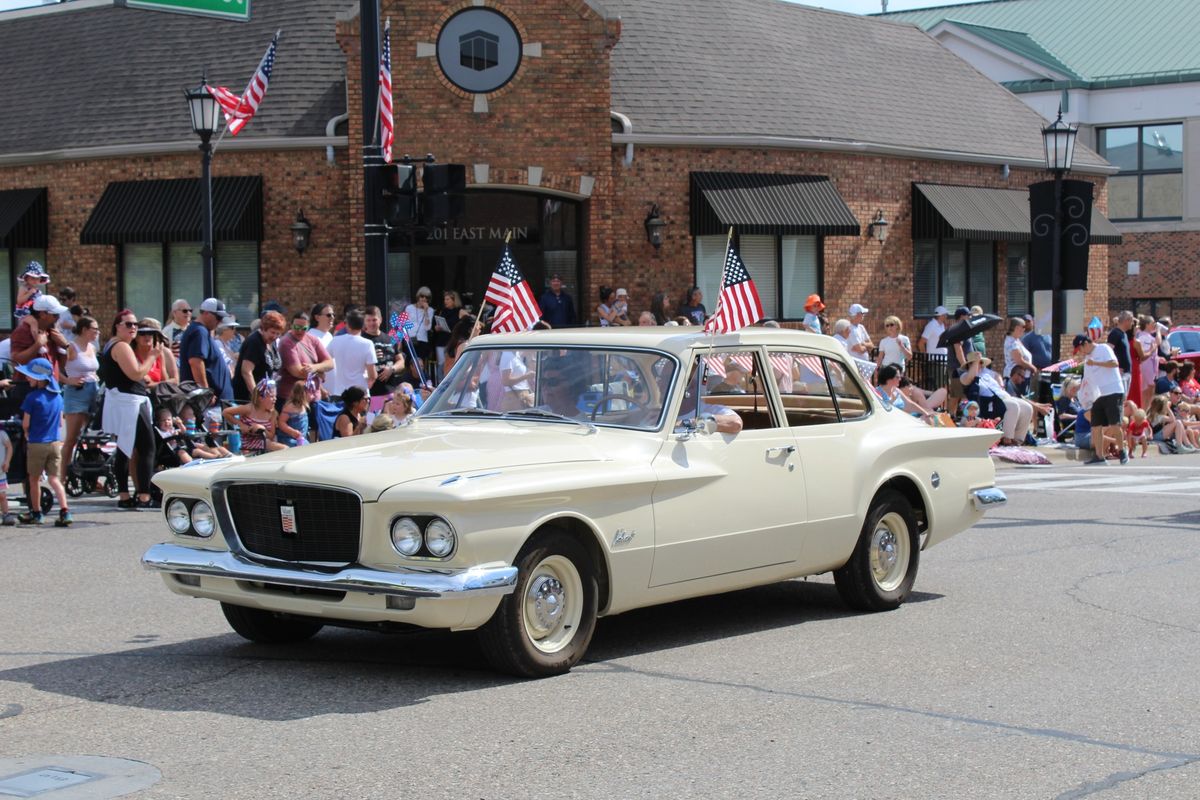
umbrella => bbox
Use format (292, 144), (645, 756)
(937, 313), (1003, 349)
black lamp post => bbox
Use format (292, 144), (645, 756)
(1040, 109), (1079, 360)
(185, 76), (221, 299)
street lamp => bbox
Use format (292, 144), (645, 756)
(184, 76), (221, 299)
(1040, 108), (1079, 360)
(867, 209), (889, 243)
(291, 210), (313, 254)
(644, 204), (667, 250)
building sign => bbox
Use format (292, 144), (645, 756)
(426, 226), (530, 243)
(437, 8), (522, 94)
(126, 0), (251, 22)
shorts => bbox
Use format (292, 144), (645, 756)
(63, 381), (99, 415)
(1075, 432), (1092, 450)
(948, 376), (966, 402)
(1121, 372), (1131, 394)
(1091, 393), (1124, 427)
(26, 441), (62, 478)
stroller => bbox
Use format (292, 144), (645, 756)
(65, 384), (118, 499)
(2, 417), (56, 513)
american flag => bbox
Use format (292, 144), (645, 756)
(704, 237), (764, 334)
(378, 20), (394, 163)
(485, 246), (540, 334)
(211, 30), (280, 136)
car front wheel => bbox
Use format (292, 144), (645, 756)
(220, 602), (324, 644)
(479, 533), (598, 678)
(834, 490), (919, 612)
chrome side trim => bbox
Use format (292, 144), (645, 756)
(141, 543), (518, 599)
(972, 487), (1008, 511)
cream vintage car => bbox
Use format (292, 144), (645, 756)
(144, 327), (1005, 677)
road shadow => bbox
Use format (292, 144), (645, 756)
(0, 580), (940, 720)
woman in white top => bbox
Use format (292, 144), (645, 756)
(876, 315), (913, 372)
(499, 350), (534, 411)
(960, 351), (1042, 446)
(404, 287), (436, 363)
(310, 303), (335, 348)
(61, 315), (100, 483)
(1002, 317), (1035, 393)
(596, 287), (622, 327)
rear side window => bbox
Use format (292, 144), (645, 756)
(825, 359), (872, 421)
(768, 350), (839, 427)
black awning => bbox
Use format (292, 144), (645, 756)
(913, 183), (1122, 245)
(0, 187), (48, 248)
(690, 172), (860, 236)
(80, 176), (263, 245)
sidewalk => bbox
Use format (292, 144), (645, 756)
(993, 440), (1165, 468)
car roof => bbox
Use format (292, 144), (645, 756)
(467, 326), (847, 358)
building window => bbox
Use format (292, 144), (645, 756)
(694, 234), (820, 321)
(913, 239), (995, 318)
(0, 247), (47, 330)
(1006, 243), (1030, 317)
(120, 241), (260, 322)
(1098, 124), (1183, 220)
(1133, 298), (1171, 321)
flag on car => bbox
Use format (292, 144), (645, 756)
(211, 30), (280, 136)
(485, 245), (540, 334)
(704, 235), (764, 334)
(378, 20), (394, 163)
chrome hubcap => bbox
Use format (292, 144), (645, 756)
(528, 575), (565, 634)
(521, 554), (584, 654)
(869, 512), (910, 592)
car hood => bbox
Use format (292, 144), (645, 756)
(197, 420), (611, 499)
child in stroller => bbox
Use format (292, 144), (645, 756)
(151, 383), (230, 467)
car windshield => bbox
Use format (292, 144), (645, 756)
(1169, 330), (1200, 354)
(418, 347), (679, 430)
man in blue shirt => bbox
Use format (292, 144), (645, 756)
(538, 274), (577, 328)
(180, 297), (234, 402)
(1021, 317), (1054, 369)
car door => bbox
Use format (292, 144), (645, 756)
(767, 349), (870, 569)
(649, 350), (808, 587)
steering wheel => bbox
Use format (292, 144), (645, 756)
(589, 392), (645, 420)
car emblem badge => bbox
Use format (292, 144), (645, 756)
(280, 502), (298, 536)
(612, 529), (635, 547)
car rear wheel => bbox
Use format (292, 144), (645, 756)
(220, 602), (324, 644)
(834, 490), (919, 612)
(479, 533), (598, 678)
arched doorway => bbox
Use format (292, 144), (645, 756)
(385, 189), (582, 315)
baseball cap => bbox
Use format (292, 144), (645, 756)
(849, 303), (869, 315)
(954, 306), (972, 318)
(31, 294), (67, 315)
(933, 305), (949, 316)
(198, 298), (227, 318)
(1072, 334), (1090, 350)
(615, 288), (628, 297)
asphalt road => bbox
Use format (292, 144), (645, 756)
(2, 456), (1199, 799)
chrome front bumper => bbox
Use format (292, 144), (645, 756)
(142, 543), (518, 599)
(971, 487), (1008, 511)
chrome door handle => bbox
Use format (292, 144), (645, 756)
(766, 445), (796, 457)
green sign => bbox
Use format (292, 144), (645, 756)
(126, 0), (251, 22)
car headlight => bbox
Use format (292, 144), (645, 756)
(391, 517), (423, 556)
(190, 501), (216, 538)
(424, 519), (456, 558)
(166, 499), (192, 534)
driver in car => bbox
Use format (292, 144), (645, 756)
(672, 364), (743, 434)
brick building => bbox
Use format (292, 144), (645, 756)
(0, 0), (1120, 348)
(886, 0), (1200, 324)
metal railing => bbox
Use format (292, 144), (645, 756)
(904, 352), (949, 394)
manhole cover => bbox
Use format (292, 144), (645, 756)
(0, 758), (159, 799)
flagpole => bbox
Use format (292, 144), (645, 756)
(700, 226), (735, 384)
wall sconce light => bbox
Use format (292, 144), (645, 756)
(644, 203), (667, 249)
(291, 209), (313, 254)
(868, 209), (889, 243)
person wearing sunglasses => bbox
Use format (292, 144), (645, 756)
(99, 309), (161, 509)
(279, 311), (333, 427)
(309, 303), (336, 348)
(162, 299), (193, 343)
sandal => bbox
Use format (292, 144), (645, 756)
(117, 497), (137, 509)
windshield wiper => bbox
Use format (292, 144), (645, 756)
(423, 407), (504, 418)
(503, 408), (597, 433)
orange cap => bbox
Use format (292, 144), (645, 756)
(804, 294), (825, 312)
